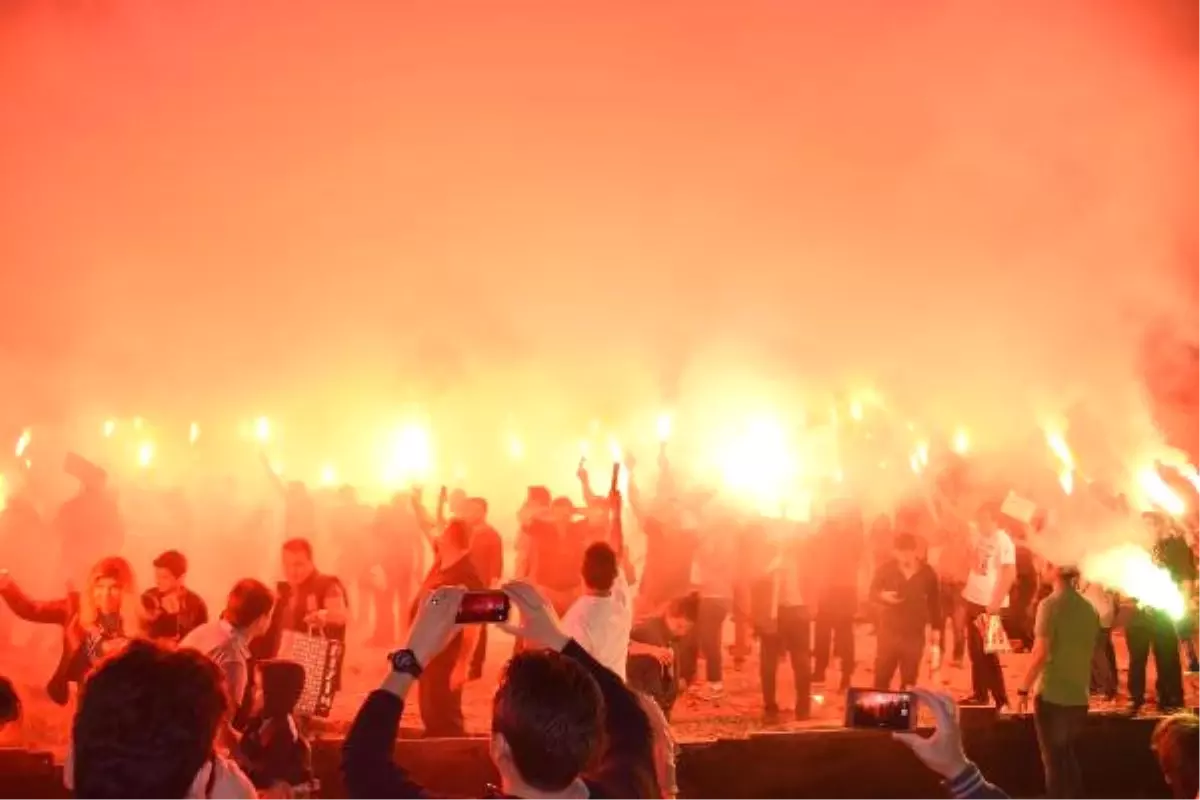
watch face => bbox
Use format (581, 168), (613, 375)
(390, 649), (420, 675)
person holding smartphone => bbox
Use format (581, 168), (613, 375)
(870, 532), (941, 690)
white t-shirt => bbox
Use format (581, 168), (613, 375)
(961, 529), (1016, 608)
(562, 575), (632, 681)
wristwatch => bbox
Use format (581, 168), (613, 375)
(388, 649), (423, 678)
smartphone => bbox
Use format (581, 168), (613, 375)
(456, 591), (511, 624)
(844, 688), (917, 731)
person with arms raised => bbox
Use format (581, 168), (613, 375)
(343, 581), (657, 798)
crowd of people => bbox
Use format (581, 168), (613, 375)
(0, 443), (1196, 797)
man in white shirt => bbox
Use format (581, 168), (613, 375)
(561, 542), (632, 681)
(959, 503), (1016, 709)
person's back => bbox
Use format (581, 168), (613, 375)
(563, 543), (632, 681)
(1038, 586), (1099, 707)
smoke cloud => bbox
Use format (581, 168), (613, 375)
(0, 1), (1194, 506)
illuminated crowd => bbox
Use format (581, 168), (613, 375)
(0, 400), (1196, 751)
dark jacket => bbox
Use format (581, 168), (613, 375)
(0, 583), (122, 705)
(142, 587), (209, 643)
(342, 640), (656, 798)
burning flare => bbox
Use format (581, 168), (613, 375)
(14, 428), (31, 458)
(1081, 544), (1186, 621)
(1044, 429), (1075, 495)
(656, 413), (673, 443)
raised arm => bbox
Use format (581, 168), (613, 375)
(0, 575), (72, 626)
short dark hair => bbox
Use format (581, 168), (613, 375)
(469, 497), (489, 515)
(894, 533), (918, 552)
(0, 676), (20, 725)
(73, 640), (228, 799)
(223, 579), (275, 629)
(667, 592), (700, 624)
(581, 542), (618, 592)
(152, 550), (188, 579)
(282, 538), (313, 560)
(1153, 712), (1199, 799)
(492, 650), (604, 792)
(443, 519), (471, 550)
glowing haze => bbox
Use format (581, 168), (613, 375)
(0, 2), (1195, 510)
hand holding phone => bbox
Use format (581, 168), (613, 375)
(455, 590), (511, 624)
(844, 688), (917, 731)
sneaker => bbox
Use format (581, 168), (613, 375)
(1128, 701), (1144, 717)
(763, 705), (782, 724)
(795, 705), (811, 722)
(958, 695), (989, 706)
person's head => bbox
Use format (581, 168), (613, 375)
(450, 488), (469, 517)
(975, 501), (1002, 536)
(256, 659), (306, 719)
(525, 486), (551, 511)
(153, 550), (188, 593)
(222, 579), (276, 639)
(581, 542), (618, 594)
(72, 640), (228, 798)
(1152, 712), (1199, 799)
(665, 592), (699, 638)
(81, 557), (139, 628)
(439, 519), (472, 557)
(464, 497), (489, 527)
(1043, 562), (1080, 589)
(0, 676), (20, 729)
(550, 496), (576, 526)
(490, 650), (604, 795)
(281, 538), (315, 587)
(894, 532), (920, 571)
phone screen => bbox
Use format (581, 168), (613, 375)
(844, 688), (917, 731)
(456, 591), (511, 624)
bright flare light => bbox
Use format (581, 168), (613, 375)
(910, 440), (930, 475)
(14, 429), (31, 458)
(189, 422), (201, 445)
(254, 416), (272, 443)
(849, 400), (864, 422)
(507, 434), (525, 461)
(137, 441), (155, 468)
(320, 464), (338, 486)
(656, 413), (673, 442)
(1137, 466), (1185, 516)
(951, 428), (970, 455)
(717, 416), (798, 517)
(1082, 544), (1186, 621)
(102, 419), (116, 438)
(383, 424), (433, 485)
(1045, 429), (1075, 495)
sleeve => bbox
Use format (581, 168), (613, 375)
(196, 595), (210, 626)
(1033, 598), (1050, 639)
(0, 584), (71, 626)
(945, 762), (1010, 799)
(562, 640), (655, 798)
(925, 566), (942, 628)
(868, 564), (887, 600)
(224, 658), (249, 715)
(342, 691), (430, 799)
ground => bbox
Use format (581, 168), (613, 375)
(3, 622), (1193, 756)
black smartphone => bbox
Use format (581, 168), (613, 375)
(844, 688), (917, 731)
(456, 591), (511, 624)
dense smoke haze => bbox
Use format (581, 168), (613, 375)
(0, 1), (1195, 505)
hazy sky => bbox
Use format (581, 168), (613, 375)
(0, 0), (1195, 458)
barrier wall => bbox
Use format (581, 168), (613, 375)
(0, 715), (1171, 798)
